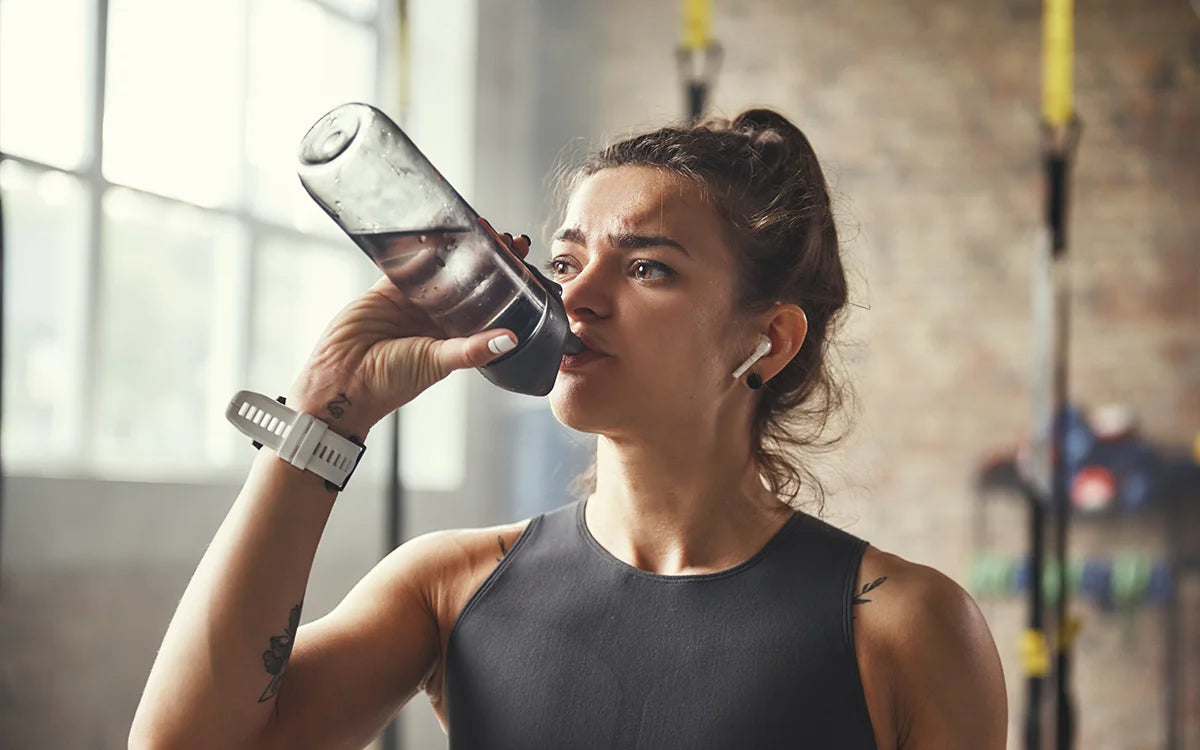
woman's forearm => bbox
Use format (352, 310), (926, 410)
(129, 448), (345, 749)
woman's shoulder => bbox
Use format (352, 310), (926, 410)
(389, 518), (536, 710)
(398, 518), (535, 595)
(854, 546), (976, 625)
(852, 546), (1008, 749)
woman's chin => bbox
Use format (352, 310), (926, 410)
(548, 385), (618, 434)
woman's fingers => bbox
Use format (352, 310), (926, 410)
(398, 328), (516, 384)
(501, 231), (532, 260)
(479, 217), (532, 260)
(460, 328), (518, 369)
(514, 233), (532, 259)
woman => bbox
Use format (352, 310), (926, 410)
(131, 110), (1007, 749)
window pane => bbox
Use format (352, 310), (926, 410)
(400, 369), (466, 491)
(0, 161), (90, 464)
(94, 188), (243, 471)
(247, 234), (365, 397)
(102, 0), (243, 208)
(0, 0), (94, 170)
(319, 0), (378, 22)
(245, 0), (376, 234)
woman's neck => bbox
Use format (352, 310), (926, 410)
(584, 433), (794, 576)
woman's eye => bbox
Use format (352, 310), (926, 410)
(631, 260), (674, 280)
(543, 258), (572, 276)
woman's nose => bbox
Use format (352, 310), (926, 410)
(559, 261), (611, 320)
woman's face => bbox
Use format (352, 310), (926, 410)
(547, 165), (753, 437)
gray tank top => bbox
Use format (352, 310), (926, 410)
(444, 500), (877, 749)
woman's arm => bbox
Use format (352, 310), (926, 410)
(129, 438), (519, 750)
(855, 549), (1008, 750)
(127, 442), (388, 749)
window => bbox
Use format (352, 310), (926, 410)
(248, 235), (365, 397)
(0, 0), (465, 488)
(102, 0), (244, 208)
(0, 0), (95, 171)
(93, 188), (243, 471)
(0, 161), (90, 465)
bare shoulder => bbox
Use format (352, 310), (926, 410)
(852, 547), (999, 672)
(303, 518), (532, 650)
(852, 546), (1008, 750)
(314, 518), (533, 671)
(853, 546), (982, 636)
(395, 520), (532, 571)
(392, 520), (533, 617)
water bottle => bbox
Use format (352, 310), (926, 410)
(296, 102), (584, 397)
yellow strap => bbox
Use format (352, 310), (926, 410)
(1020, 629), (1051, 676)
(1042, 0), (1074, 125)
(1059, 614), (1083, 649)
(681, 0), (713, 51)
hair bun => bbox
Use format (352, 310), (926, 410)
(732, 108), (791, 133)
(732, 109), (805, 165)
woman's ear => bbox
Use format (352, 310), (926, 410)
(762, 304), (808, 377)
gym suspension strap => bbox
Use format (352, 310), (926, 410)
(677, 0), (722, 122)
(1026, 1), (1082, 748)
(0, 187), (5, 598)
(381, 6), (410, 750)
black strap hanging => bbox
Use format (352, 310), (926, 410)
(1025, 2), (1082, 747)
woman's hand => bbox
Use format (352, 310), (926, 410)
(286, 230), (533, 439)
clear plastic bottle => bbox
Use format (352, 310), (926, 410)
(297, 103), (583, 396)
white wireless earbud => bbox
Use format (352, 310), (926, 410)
(731, 335), (772, 380)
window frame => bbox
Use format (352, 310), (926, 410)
(0, 0), (395, 484)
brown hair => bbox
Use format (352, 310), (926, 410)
(560, 109), (855, 513)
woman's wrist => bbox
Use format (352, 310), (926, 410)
(286, 384), (377, 443)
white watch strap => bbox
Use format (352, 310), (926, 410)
(226, 390), (364, 489)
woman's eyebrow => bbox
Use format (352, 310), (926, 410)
(552, 226), (587, 245)
(554, 226), (696, 259)
(552, 226), (691, 259)
(611, 231), (691, 258)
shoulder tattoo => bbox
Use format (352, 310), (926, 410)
(853, 576), (888, 605)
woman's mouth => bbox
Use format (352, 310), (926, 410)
(560, 348), (609, 371)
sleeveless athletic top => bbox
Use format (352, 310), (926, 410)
(444, 500), (878, 749)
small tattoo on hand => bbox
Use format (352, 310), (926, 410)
(259, 602), (302, 703)
(853, 576), (888, 605)
(326, 393), (352, 420)
(496, 535), (508, 562)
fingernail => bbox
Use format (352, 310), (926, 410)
(488, 335), (517, 355)
(502, 232), (513, 245)
(520, 234), (531, 245)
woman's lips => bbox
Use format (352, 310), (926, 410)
(560, 349), (609, 371)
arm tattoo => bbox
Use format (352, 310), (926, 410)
(325, 393), (352, 420)
(496, 535), (508, 562)
(259, 602), (302, 703)
(853, 576), (888, 605)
